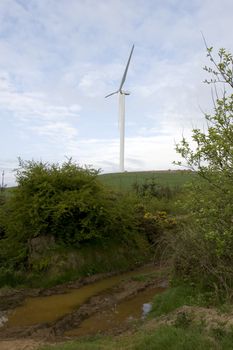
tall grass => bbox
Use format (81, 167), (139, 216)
(149, 285), (214, 318)
(39, 324), (233, 350)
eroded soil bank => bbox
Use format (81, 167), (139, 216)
(0, 264), (168, 349)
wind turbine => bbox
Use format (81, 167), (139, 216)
(105, 45), (134, 172)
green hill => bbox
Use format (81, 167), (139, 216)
(98, 170), (195, 192)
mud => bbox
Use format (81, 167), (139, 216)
(65, 286), (163, 337)
(0, 264), (160, 313)
(52, 279), (167, 338)
(0, 279), (167, 340)
(0, 271), (119, 312)
(0, 339), (45, 350)
(0, 264), (167, 343)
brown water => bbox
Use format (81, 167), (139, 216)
(6, 265), (159, 327)
(65, 286), (164, 337)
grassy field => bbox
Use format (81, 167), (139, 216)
(0, 187), (16, 198)
(1, 171), (195, 194)
(98, 170), (195, 192)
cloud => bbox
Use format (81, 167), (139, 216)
(0, 0), (233, 186)
(0, 73), (81, 148)
(0, 74), (81, 120)
(30, 122), (78, 142)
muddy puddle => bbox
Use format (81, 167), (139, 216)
(5, 265), (160, 328)
(65, 286), (163, 337)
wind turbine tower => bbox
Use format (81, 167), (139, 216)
(105, 45), (134, 172)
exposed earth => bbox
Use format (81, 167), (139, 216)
(1, 268), (233, 350)
(0, 265), (168, 350)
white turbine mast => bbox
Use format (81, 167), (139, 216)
(105, 45), (134, 172)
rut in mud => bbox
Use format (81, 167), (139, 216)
(0, 264), (168, 341)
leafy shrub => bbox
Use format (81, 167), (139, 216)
(135, 202), (177, 245)
(133, 178), (180, 199)
(0, 266), (27, 287)
(0, 159), (141, 269)
(172, 46), (233, 298)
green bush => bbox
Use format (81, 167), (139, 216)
(0, 266), (28, 287)
(132, 178), (180, 200)
(0, 159), (142, 270)
(172, 46), (233, 297)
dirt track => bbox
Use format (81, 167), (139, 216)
(0, 266), (168, 350)
(0, 339), (44, 350)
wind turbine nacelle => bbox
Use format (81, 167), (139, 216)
(121, 90), (130, 95)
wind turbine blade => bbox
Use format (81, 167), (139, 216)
(105, 91), (119, 98)
(119, 44), (134, 92)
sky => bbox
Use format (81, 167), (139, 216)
(0, 0), (233, 186)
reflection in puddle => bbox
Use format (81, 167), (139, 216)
(0, 313), (8, 328)
(142, 303), (152, 318)
(65, 287), (165, 337)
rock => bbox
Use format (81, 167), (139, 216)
(142, 303), (152, 318)
(0, 312), (8, 327)
(29, 235), (55, 260)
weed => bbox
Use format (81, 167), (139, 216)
(149, 285), (214, 318)
(39, 325), (217, 350)
(174, 311), (192, 328)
